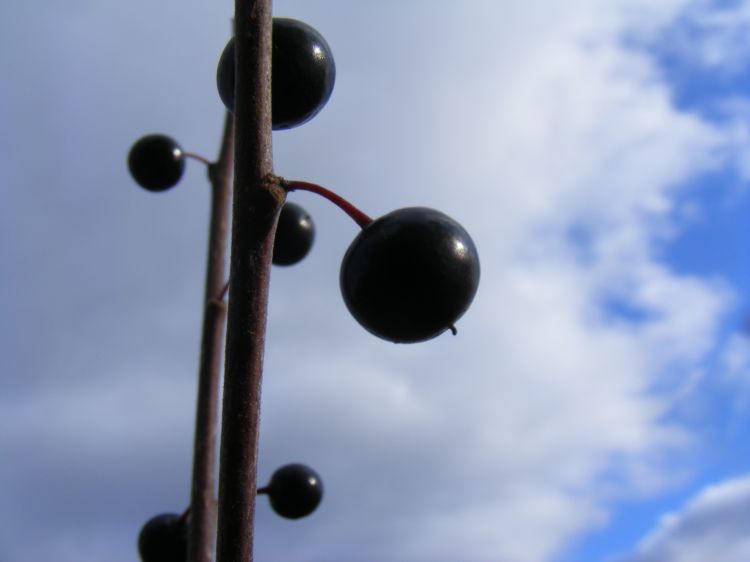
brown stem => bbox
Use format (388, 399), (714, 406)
(187, 112), (234, 562)
(216, 1), (281, 561)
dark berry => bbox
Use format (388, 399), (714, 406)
(273, 202), (315, 266)
(128, 134), (185, 192)
(216, 18), (336, 129)
(137, 512), (187, 562)
(260, 463), (323, 519)
(340, 207), (480, 343)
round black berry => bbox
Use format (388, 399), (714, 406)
(216, 18), (336, 129)
(340, 207), (480, 343)
(260, 463), (323, 519)
(137, 512), (187, 562)
(128, 134), (185, 192)
(273, 202), (315, 266)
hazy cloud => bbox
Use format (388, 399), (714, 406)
(615, 474), (750, 562)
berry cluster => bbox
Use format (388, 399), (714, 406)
(137, 464), (323, 561)
(128, 18), (479, 340)
(128, 12), (479, 561)
(127, 134), (315, 267)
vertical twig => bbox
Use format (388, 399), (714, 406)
(187, 112), (234, 562)
(216, 0), (282, 561)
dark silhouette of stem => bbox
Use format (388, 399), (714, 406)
(216, 0), (282, 561)
(187, 113), (234, 562)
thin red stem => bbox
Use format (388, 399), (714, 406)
(184, 151), (213, 166)
(284, 179), (373, 229)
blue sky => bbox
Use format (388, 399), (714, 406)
(2, 1), (750, 561)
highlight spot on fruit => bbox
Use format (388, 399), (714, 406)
(216, 18), (336, 130)
(128, 134), (185, 192)
(340, 207), (480, 343)
(259, 463), (323, 519)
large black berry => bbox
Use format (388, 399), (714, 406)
(137, 512), (187, 562)
(273, 202), (315, 266)
(216, 18), (336, 129)
(127, 134), (185, 192)
(340, 207), (480, 343)
(259, 463), (323, 519)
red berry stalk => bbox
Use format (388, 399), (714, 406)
(284, 180), (372, 228)
(216, 1), (281, 561)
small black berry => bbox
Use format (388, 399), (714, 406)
(260, 463), (323, 519)
(128, 134), (185, 192)
(273, 202), (315, 266)
(137, 512), (187, 562)
(216, 18), (336, 129)
(340, 207), (480, 343)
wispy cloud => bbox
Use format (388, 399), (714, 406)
(614, 475), (750, 562)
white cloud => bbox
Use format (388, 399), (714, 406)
(722, 333), (750, 380)
(615, 474), (750, 562)
(645, 0), (750, 74)
(255, 1), (740, 560)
